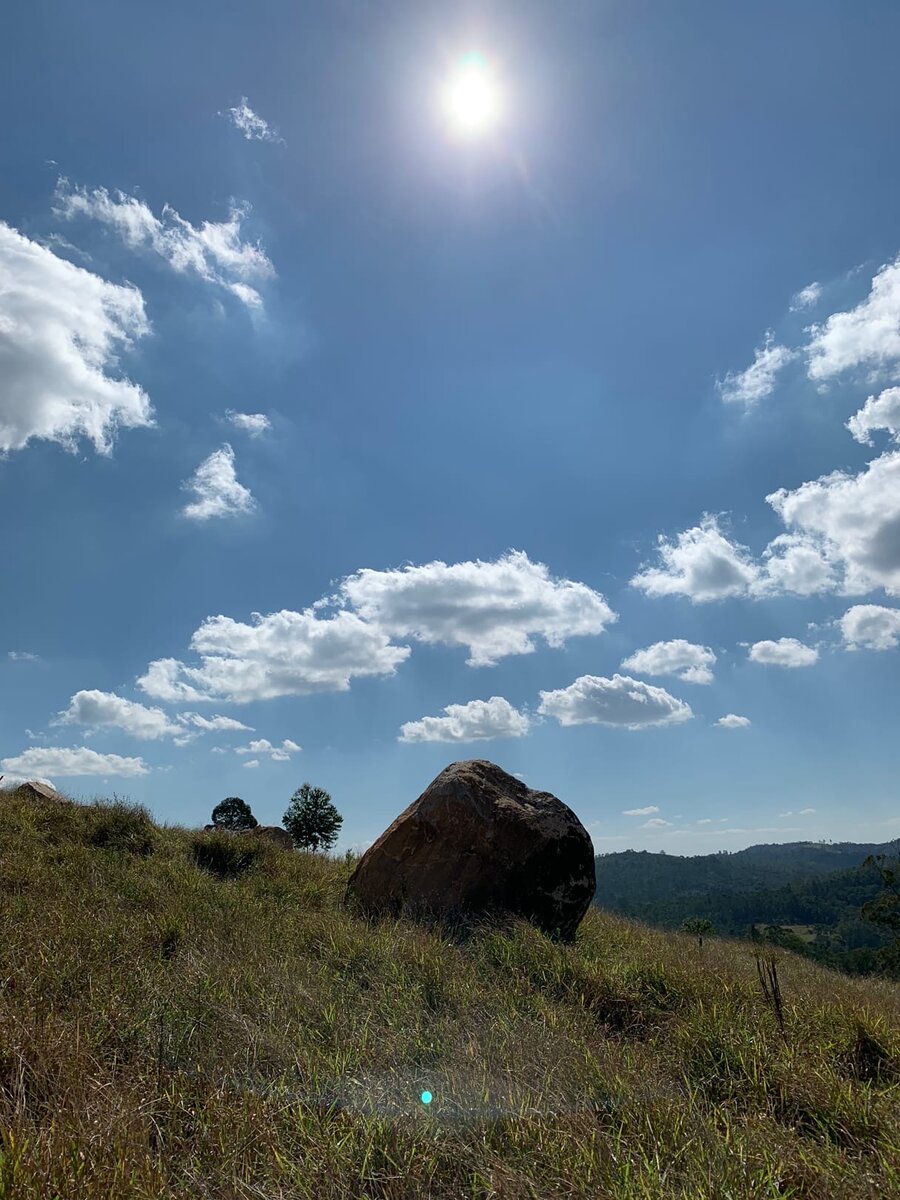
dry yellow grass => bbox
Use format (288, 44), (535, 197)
(1, 786), (898, 1198)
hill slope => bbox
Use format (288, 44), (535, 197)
(1, 787), (899, 1199)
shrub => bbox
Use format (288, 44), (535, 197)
(85, 801), (155, 855)
(190, 831), (265, 879)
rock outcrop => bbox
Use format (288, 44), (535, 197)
(346, 760), (595, 941)
(246, 825), (294, 850)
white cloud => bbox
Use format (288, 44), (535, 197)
(757, 533), (838, 596)
(642, 817), (672, 829)
(697, 818), (713, 825)
(840, 604), (900, 650)
(242, 759), (260, 769)
(538, 674), (692, 730)
(177, 712), (254, 732)
(767, 449), (900, 596)
(8, 651), (39, 661)
(715, 714), (751, 729)
(622, 805), (660, 816)
(139, 607), (409, 704)
(339, 550), (615, 667)
(631, 516), (760, 601)
(0, 222), (152, 456)
(210, 746), (227, 754)
(846, 387), (900, 445)
(224, 98), (282, 143)
(181, 444), (256, 521)
(398, 696), (530, 744)
(55, 689), (181, 740)
(807, 255), (900, 381)
(621, 639), (716, 684)
(799, 807), (816, 815)
(225, 410), (271, 437)
(236, 738), (301, 761)
(1, 746), (149, 777)
(748, 638), (819, 667)
(135, 658), (210, 704)
(55, 180), (273, 308)
(790, 282), (823, 312)
(718, 336), (795, 408)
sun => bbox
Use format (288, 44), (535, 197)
(440, 52), (503, 137)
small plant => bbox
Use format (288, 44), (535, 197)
(283, 783), (343, 852)
(755, 952), (786, 1037)
(210, 796), (258, 831)
(682, 917), (714, 948)
(190, 831), (264, 879)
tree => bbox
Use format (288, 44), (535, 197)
(682, 917), (714, 948)
(862, 846), (900, 970)
(211, 796), (258, 831)
(283, 783), (342, 852)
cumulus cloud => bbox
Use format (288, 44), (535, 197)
(846, 387), (900, 445)
(538, 674), (692, 730)
(224, 98), (282, 143)
(718, 336), (795, 408)
(767, 450), (900, 596)
(242, 759), (260, 769)
(225, 410), (271, 437)
(55, 180), (274, 308)
(642, 817), (672, 829)
(8, 651), (39, 662)
(181, 444), (256, 521)
(715, 714), (751, 729)
(398, 696), (530, 744)
(339, 551), (615, 667)
(840, 604), (900, 650)
(1, 746), (149, 777)
(0, 222), (153, 456)
(177, 712), (254, 732)
(621, 639), (716, 684)
(748, 638), (819, 667)
(235, 738), (301, 761)
(138, 608), (409, 704)
(631, 517), (759, 601)
(632, 515), (840, 603)
(807, 255), (900, 381)
(622, 805), (660, 816)
(790, 282), (823, 312)
(55, 689), (181, 740)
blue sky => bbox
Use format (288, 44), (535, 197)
(2, 0), (900, 854)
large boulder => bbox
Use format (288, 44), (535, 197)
(347, 760), (595, 941)
(246, 825), (294, 850)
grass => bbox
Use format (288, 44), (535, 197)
(1, 786), (899, 1198)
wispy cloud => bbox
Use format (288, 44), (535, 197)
(181, 444), (256, 522)
(223, 98), (283, 143)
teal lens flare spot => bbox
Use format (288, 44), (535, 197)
(420, 1090), (433, 1105)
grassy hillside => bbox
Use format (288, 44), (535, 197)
(1, 788), (899, 1199)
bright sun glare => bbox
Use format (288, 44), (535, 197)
(440, 52), (503, 137)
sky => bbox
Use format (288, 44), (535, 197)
(2, 0), (900, 855)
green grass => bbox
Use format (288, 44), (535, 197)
(1, 786), (899, 1199)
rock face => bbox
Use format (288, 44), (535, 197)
(347, 760), (596, 941)
(246, 825), (294, 850)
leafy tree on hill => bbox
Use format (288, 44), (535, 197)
(682, 917), (714, 948)
(283, 783), (342, 852)
(211, 796), (258, 831)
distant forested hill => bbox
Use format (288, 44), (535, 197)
(594, 841), (899, 976)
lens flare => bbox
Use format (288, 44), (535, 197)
(420, 1090), (433, 1105)
(440, 52), (503, 136)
